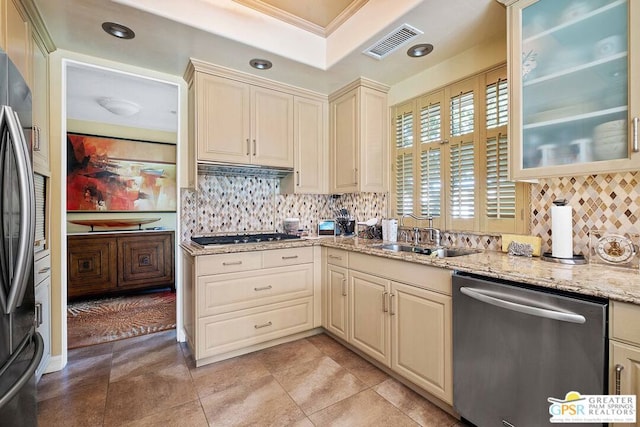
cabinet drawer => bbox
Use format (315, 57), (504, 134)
(198, 264), (313, 316)
(326, 248), (348, 267)
(34, 253), (51, 286)
(197, 252), (262, 275)
(198, 297), (313, 359)
(263, 247), (312, 268)
(611, 301), (640, 345)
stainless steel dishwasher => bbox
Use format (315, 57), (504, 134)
(453, 272), (607, 427)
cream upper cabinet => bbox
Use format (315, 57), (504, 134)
(281, 96), (328, 194)
(185, 60), (296, 170)
(31, 33), (48, 175)
(329, 78), (389, 193)
(2, 0), (31, 87)
(507, 0), (640, 179)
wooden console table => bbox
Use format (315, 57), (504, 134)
(67, 230), (175, 299)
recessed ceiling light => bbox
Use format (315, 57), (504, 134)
(102, 22), (135, 40)
(407, 43), (434, 58)
(250, 59), (272, 70)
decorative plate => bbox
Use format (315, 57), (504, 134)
(588, 230), (639, 268)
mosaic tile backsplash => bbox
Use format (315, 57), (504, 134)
(180, 175), (387, 241)
(181, 171), (640, 257)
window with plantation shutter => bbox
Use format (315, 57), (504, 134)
(486, 133), (515, 218)
(450, 91), (474, 136)
(450, 141), (475, 219)
(420, 147), (441, 217)
(420, 103), (441, 143)
(396, 111), (413, 149)
(486, 79), (508, 129)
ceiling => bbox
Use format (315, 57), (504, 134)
(34, 0), (507, 95)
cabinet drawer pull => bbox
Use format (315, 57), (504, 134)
(615, 364), (624, 395)
(254, 285), (272, 291)
(281, 255), (298, 260)
(254, 321), (272, 329)
(390, 293), (396, 315)
(38, 267), (50, 274)
(328, 255), (342, 260)
(382, 291), (388, 313)
(222, 261), (242, 266)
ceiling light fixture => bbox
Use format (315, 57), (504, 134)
(101, 22), (136, 39)
(407, 43), (434, 58)
(249, 59), (272, 70)
(97, 97), (141, 116)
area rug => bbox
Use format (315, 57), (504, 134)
(67, 291), (176, 349)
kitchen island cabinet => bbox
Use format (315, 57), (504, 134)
(182, 246), (321, 366)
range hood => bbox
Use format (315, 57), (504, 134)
(197, 162), (293, 179)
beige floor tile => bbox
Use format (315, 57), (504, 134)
(374, 378), (459, 427)
(37, 381), (108, 427)
(330, 348), (389, 386)
(190, 351), (271, 399)
(257, 338), (323, 373)
(37, 352), (112, 402)
(111, 329), (176, 354)
(119, 399), (209, 427)
(306, 333), (347, 356)
(309, 389), (419, 427)
(109, 339), (184, 383)
(200, 375), (306, 426)
(68, 341), (114, 359)
(272, 355), (367, 415)
(103, 361), (198, 426)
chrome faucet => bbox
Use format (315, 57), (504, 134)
(422, 216), (442, 247)
(399, 214), (441, 247)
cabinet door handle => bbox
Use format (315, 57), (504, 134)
(35, 303), (42, 327)
(253, 139), (257, 156)
(615, 364), (624, 395)
(390, 293), (396, 315)
(281, 255), (298, 260)
(222, 261), (242, 266)
(633, 117), (639, 153)
(382, 291), (388, 313)
(246, 138), (250, 156)
(33, 126), (40, 151)
(296, 171), (300, 186)
(354, 167), (358, 185)
(38, 267), (50, 274)
(254, 285), (272, 291)
(254, 321), (272, 329)
(341, 278), (347, 296)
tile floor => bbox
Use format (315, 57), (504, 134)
(37, 330), (463, 426)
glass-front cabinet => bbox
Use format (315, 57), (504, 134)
(505, 0), (639, 179)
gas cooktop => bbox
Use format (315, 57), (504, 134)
(191, 233), (300, 246)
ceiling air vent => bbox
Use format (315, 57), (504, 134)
(363, 24), (423, 60)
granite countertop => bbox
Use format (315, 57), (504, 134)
(180, 236), (640, 304)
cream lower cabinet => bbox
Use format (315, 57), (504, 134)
(609, 300), (640, 427)
(183, 246), (319, 366)
(34, 250), (51, 380)
(324, 250), (453, 404)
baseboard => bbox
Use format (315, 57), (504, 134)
(43, 354), (66, 374)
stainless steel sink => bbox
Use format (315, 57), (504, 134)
(373, 244), (479, 258)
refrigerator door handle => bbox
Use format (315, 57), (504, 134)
(459, 287), (587, 324)
(2, 106), (35, 315)
(0, 331), (43, 410)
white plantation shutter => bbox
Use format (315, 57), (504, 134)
(396, 153), (414, 216)
(486, 133), (515, 218)
(420, 147), (441, 217)
(395, 110), (414, 216)
(450, 91), (474, 136)
(420, 103), (441, 143)
(486, 79), (508, 129)
(450, 141), (475, 218)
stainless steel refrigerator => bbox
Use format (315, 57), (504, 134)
(0, 48), (44, 426)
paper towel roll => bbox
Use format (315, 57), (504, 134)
(551, 205), (573, 258)
(388, 219), (398, 242)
